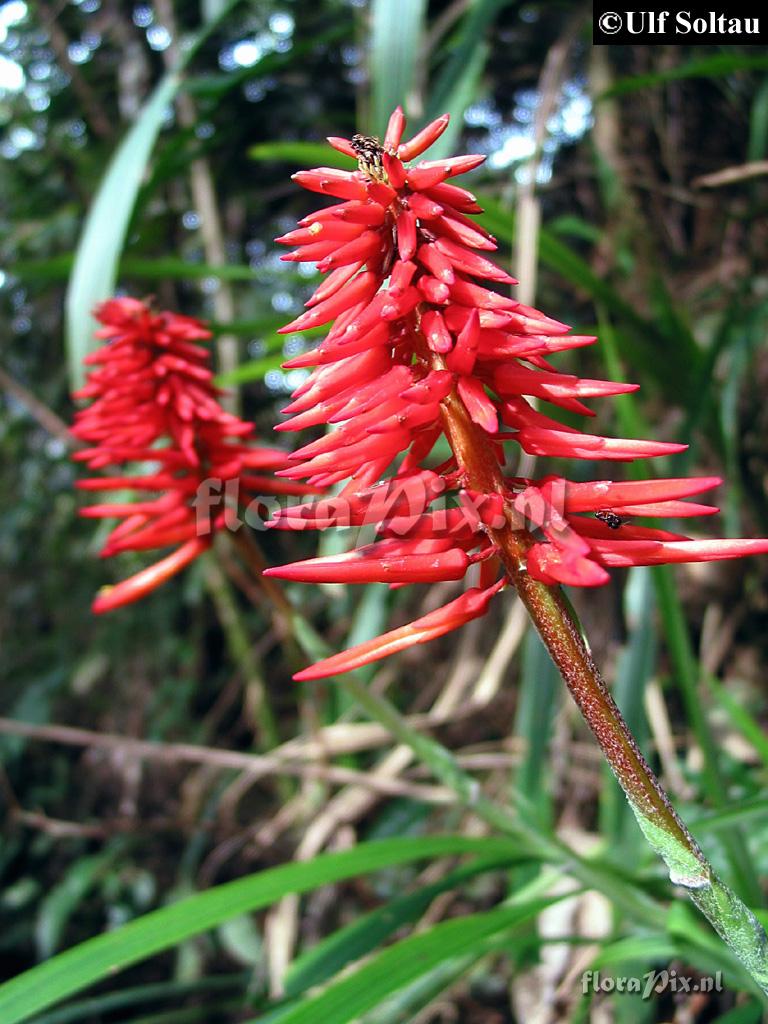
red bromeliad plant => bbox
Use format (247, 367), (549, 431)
(266, 107), (768, 679)
(265, 108), (768, 985)
(72, 297), (304, 612)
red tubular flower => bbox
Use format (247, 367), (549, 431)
(266, 109), (768, 680)
(72, 297), (307, 612)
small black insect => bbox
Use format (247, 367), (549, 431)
(350, 134), (386, 180)
(595, 509), (629, 530)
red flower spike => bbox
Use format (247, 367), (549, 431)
(72, 298), (305, 612)
(274, 113), (768, 679)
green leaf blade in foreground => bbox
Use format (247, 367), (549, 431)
(64, 74), (180, 390)
(0, 836), (519, 1024)
(283, 856), (523, 998)
(251, 898), (557, 1024)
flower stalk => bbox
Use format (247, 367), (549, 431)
(431, 243), (768, 996)
(438, 371), (693, 842)
(268, 107), (768, 989)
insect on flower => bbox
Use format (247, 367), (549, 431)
(595, 509), (629, 530)
(263, 106), (768, 680)
(350, 134), (387, 180)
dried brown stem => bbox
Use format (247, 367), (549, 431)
(36, 1), (115, 141)
(0, 716), (454, 804)
(0, 365), (81, 449)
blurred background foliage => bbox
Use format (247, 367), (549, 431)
(2, 0), (768, 1021)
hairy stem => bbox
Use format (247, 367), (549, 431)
(438, 382), (768, 992)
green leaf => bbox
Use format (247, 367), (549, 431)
(63, 0), (241, 389)
(369, 0), (428, 130)
(424, 41), (489, 160)
(35, 852), (116, 960)
(748, 77), (768, 161)
(711, 1002), (764, 1023)
(587, 935), (678, 970)
(600, 567), (656, 846)
(0, 836), (517, 1024)
(64, 73), (181, 390)
(599, 54), (768, 99)
(357, 954), (481, 1024)
(183, 27), (348, 101)
(424, 0), (509, 157)
(217, 914), (263, 968)
(249, 898), (558, 1024)
(705, 676), (768, 770)
(513, 628), (560, 828)
(16, 257), (255, 283)
(477, 195), (703, 405)
(283, 856), (521, 997)
(215, 357), (283, 385)
(120, 258), (255, 281)
(249, 141), (354, 169)
(24, 976), (249, 1024)
(475, 196), (647, 328)
(208, 316), (290, 336)
(693, 798), (768, 834)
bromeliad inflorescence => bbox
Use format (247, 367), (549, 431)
(265, 107), (768, 679)
(72, 298), (308, 612)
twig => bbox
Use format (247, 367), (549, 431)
(35, 1), (115, 140)
(12, 810), (108, 839)
(0, 716), (453, 804)
(0, 365), (80, 448)
(644, 680), (694, 800)
(693, 161), (768, 188)
(202, 553), (280, 753)
(154, 0), (239, 400)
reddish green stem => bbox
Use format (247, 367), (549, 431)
(439, 380), (768, 992)
(438, 385), (705, 862)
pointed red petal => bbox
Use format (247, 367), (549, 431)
(397, 114), (450, 161)
(592, 538), (768, 568)
(293, 581), (504, 680)
(92, 539), (209, 613)
(384, 106), (406, 150)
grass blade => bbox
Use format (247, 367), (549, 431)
(598, 54), (768, 100)
(599, 567), (656, 846)
(249, 898), (559, 1024)
(0, 836), (512, 1024)
(369, 0), (428, 130)
(64, 0), (240, 388)
(425, 0), (508, 157)
(249, 141), (355, 168)
(64, 74), (180, 389)
(283, 856), (521, 997)
(513, 627), (560, 827)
